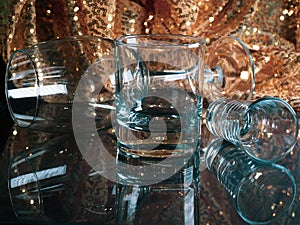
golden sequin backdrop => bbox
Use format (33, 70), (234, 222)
(0, 0), (299, 110)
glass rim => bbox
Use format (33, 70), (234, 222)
(115, 34), (206, 48)
(245, 96), (299, 163)
(5, 49), (39, 128)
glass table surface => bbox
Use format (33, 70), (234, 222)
(0, 116), (299, 225)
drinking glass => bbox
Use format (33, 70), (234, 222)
(5, 36), (114, 132)
(200, 35), (255, 170)
(114, 34), (205, 159)
(8, 134), (116, 224)
(206, 97), (298, 162)
(204, 36), (255, 102)
(205, 138), (296, 225)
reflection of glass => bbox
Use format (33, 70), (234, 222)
(8, 135), (116, 224)
(116, 154), (200, 225)
(117, 183), (199, 225)
(206, 97), (298, 163)
(205, 138), (296, 225)
(5, 36), (114, 132)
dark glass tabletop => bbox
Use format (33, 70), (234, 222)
(0, 115), (299, 225)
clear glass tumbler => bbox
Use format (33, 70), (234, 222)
(206, 97), (298, 162)
(114, 34), (205, 159)
(205, 138), (296, 225)
(5, 36), (114, 132)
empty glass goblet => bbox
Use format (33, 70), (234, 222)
(5, 36), (114, 132)
(205, 138), (296, 225)
(206, 97), (298, 162)
(204, 35), (255, 102)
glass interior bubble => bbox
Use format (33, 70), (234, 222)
(205, 138), (296, 225)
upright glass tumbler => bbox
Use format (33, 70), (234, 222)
(114, 34), (205, 159)
(5, 36), (114, 132)
(205, 138), (296, 225)
(206, 97), (298, 162)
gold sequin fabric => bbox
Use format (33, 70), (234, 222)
(1, 0), (299, 109)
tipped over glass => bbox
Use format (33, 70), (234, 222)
(5, 36), (115, 132)
(206, 97), (298, 163)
